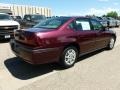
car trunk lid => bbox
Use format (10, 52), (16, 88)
(14, 29), (42, 47)
(14, 28), (56, 48)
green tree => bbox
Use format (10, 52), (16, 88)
(106, 11), (118, 19)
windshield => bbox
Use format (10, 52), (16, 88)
(34, 17), (70, 29)
(31, 15), (46, 20)
(0, 14), (12, 20)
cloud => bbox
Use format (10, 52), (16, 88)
(84, 8), (120, 16)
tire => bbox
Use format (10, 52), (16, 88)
(59, 46), (78, 68)
(106, 37), (115, 50)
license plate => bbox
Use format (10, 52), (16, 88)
(5, 35), (10, 39)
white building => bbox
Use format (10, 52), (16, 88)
(0, 3), (52, 17)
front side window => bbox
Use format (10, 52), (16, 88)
(34, 17), (70, 29)
(91, 20), (103, 30)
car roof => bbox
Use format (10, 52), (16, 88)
(52, 16), (90, 19)
(24, 14), (44, 16)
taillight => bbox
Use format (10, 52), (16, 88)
(14, 30), (44, 48)
(34, 33), (44, 47)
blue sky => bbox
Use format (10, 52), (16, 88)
(0, 0), (120, 16)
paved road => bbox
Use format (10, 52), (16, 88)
(0, 28), (120, 90)
(21, 45), (120, 90)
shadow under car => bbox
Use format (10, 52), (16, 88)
(4, 48), (105, 80)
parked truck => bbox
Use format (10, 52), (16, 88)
(0, 13), (20, 40)
(21, 14), (46, 29)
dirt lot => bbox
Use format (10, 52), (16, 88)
(0, 27), (120, 90)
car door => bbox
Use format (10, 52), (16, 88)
(90, 19), (109, 49)
(73, 18), (97, 54)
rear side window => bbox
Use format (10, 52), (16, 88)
(75, 19), (91, 31)
(91, 19), (103, 30)
(68, 21), (76, 29)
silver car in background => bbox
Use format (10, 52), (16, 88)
(107, 17), (116, 27)
(114, 19), (120, 27)
(92, 17), (108, 27)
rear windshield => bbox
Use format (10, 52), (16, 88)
(34, 17), (70, 29)
(0, 14), (12, 20)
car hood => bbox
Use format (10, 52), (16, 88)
(0, 20), (20, 26)
(25, 28), (56, 33)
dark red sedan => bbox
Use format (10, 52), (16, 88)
(10, 17), (116, 68)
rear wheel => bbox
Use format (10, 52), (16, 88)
(107, 37), (115, 50)
(60, 46), (78, 68)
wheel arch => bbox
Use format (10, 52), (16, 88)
(59, 42), (80, 68)
(63, 42), (80, 55)
(112, 34), (116, 41)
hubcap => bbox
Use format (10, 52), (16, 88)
(110, 38), (115, 49)
(65, 49), (76, 65)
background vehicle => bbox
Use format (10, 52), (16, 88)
(10, 17), (116, 68)
(91, 16), (108, 27)
(107, 17), (116, 27)
(11, 16), (23, 26)
(0, 13), (20, 40)
(15, 16), (23, 28)
(22, 14), (46, 28)
(112, 18), (120, 27)
(14, 16), (22, 22)
(116, 19), (120, 27)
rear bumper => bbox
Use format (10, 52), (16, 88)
(10, 40), (63, 64)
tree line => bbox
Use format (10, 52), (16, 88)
(103, 11), (120, 19)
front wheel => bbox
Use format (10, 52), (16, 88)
(60, 46), (78, 68)
(107, 37), (115, 50)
